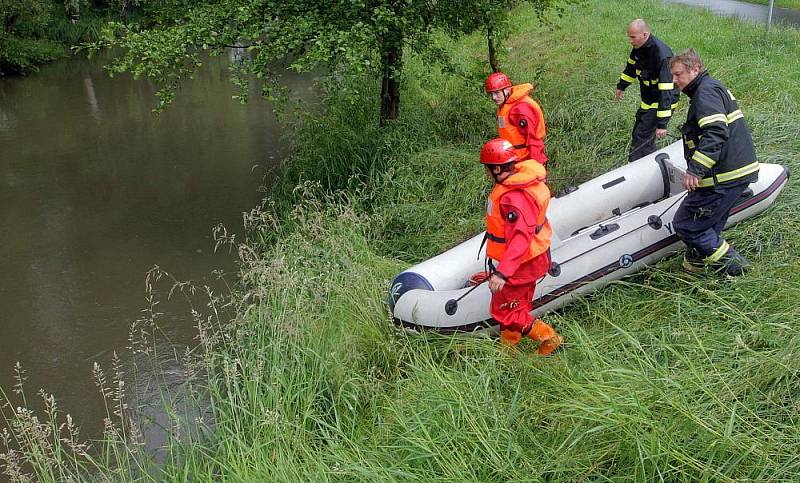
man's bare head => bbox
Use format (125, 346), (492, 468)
(627, 18), (651, 48)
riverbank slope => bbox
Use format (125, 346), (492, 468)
(177, 1), (799, 479)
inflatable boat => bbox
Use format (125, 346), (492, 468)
(388, 141), (789, 332)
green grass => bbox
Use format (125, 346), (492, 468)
(2, 0), (799, 480)
(166, 1), (800, 478)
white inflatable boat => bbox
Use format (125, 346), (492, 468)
(387, 141), (789, 332)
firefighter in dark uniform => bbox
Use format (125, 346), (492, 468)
(615, 19), (679, 162)
(669, 48), (759, 276)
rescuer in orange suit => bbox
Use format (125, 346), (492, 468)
(485, 72), (548, 166)
(480, 138), (562, 354)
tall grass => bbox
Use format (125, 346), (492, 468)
(166, 1), (799, 478)
(2, 0), (799, 480)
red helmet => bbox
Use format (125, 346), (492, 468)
(485, 72), (512, 93)
(480, 138), (518, 165)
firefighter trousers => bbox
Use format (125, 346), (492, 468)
(628, 108), (658, 162)
(673, 183), (748, 257)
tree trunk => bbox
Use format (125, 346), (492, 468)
(379, 42), (402, 127)
(5, 13), (20, 33)
(488, 27), (499, 73)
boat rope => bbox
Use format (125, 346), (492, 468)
(628, 131), (682, 159)
(444, 278), (489, 315)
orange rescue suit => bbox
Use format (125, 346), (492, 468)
(497, 84), (547, 163)
(485, 159), (552, 264)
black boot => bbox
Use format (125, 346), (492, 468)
(682, 247), (705, 273)
(710, 247), (750, 276)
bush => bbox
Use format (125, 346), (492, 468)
(0, 1), (115, 76)
(0, 36), (64, 76)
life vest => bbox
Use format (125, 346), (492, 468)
(497, 84), (547, 162)
(486, 160), (552, 263)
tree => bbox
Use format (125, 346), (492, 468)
(0, 0), (63, 75)
(99, 0), (574, 124)
(1, 0), (51, 34)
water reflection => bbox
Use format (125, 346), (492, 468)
(0, 50), (314, 448)
(83, 74), (101, 121)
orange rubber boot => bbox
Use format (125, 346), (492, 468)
(500, 330), (522, 346)
(537, 335), (563, 356)
(527, 319), (563, 356)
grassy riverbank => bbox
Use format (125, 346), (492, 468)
(3, 0), (799, 480)
(162, 1), (800, 479)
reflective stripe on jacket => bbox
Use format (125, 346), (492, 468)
(616, 34), (680, 128)
(497, 84), (547, 162)
(486, 160), (552, 263)
(680, 71), (759, 188)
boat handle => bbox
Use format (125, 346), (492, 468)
(590, 223), (620, 240)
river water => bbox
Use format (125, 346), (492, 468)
(0, 51), (311, 448)
(663, 0), (800, 26)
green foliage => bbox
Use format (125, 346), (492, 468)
(0, 0), (120, 76)
(97, 0), (577, 116)
(0, 36), (64, 75)
(0, 0), (59, 75)
(99, 0), (142, 15)
(0, 0), (53, 34)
